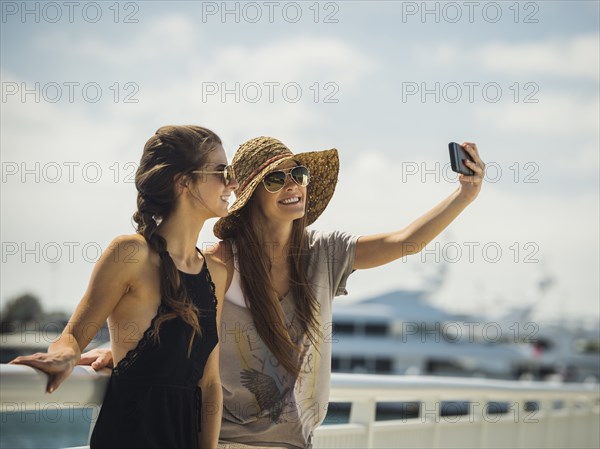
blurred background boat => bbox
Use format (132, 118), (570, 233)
(331, 288), (600, 383)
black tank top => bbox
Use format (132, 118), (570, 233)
(90, 256), (218, 449)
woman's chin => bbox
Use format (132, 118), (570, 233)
(203, 203), (230, 219)
(281, 209), (305, 222)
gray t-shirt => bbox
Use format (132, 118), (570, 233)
(219, 229), (359, 449)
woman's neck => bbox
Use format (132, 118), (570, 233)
(157, 208), (207, 266)
(258, 220), (293, 261)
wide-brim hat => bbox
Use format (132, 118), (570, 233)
(213, 136), (339, 239)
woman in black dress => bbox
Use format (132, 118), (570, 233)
(10, 125), (239, 449)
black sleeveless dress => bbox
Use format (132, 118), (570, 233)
(90, 259), (218, 449)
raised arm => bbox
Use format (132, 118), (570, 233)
(353, 142), (485, 270)
(10, 235), (144, 392)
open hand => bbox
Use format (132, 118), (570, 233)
(10, 348), (78, 393)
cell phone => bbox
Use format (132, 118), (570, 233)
(448, 142), (474, 176)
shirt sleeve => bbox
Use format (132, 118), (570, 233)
(323, 230), (360, 297)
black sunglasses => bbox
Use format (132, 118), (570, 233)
(263, 166), (310, 193)
(192, 165), (236, 186)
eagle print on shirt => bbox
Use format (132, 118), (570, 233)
(240, 368), (293, 423)
(239, 313), (317, 424)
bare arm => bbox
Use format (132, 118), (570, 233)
(354, 142), (485, 270)
(205, 240), (234, 292)
(10, 235), (143, 392)
(198, 345), (222, 449)
(198, 256), (225, 449)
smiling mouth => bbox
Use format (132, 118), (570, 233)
(279, 196), (302, 205)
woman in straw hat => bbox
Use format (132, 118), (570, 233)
(82, 136), (485, 449)
(12, 125), (239, 449)
(213, 137), (484, 449)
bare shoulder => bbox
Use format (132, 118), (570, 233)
(205, 253), (227, 297)
(204, 240), (232, 265)
(96, 234), (152, 278)
(205, 240), (234, 295)
(105, 234), (150, 262)
(75, 234), (155, 324)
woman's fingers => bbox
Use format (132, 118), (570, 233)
(465, 159), (484, 176)
(459, 170), (483, 185)
(10, 353), (51, 370)
(462, 142), (485, 168)
(79, 350), (97, 366)
(459, 174), (479, 184)
(80, 348), (113, 369)
(461, 142), (486, 184)
(92, 353), (110, 370)
(11, 352), (74, 373)
(47, 374), (59, 393)
(47, 370), (71, 393)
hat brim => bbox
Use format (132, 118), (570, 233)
(214, 148), (339, 239)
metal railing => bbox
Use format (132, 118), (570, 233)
(1, 364), (598, 449)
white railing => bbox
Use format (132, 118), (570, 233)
(1, 364), (598, 449)
(312, 373), (600, 449)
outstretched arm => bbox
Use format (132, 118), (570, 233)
(353, 142), (485, 270)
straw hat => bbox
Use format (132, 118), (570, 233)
(213, 136), (339, 239)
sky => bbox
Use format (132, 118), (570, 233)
(1, 1), (599, 325)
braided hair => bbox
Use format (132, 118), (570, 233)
(132, 125), (222, 355)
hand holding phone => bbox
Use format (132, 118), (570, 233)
(448, 142), (475, 176)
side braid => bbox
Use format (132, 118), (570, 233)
(132, 125), (221, 356)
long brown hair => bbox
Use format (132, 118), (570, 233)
(132, 125), (221, 354)
(233, 196), (320, 377)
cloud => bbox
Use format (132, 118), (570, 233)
(474, 93), (600, 135)
(32, 16), (198, 67)
(32, 15), (377, 88)
(412, 34), (600, 80)
(200, 35), (377, 87)
(479, 34), (599, 80)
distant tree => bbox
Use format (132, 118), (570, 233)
(0, 293), (44, 332)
